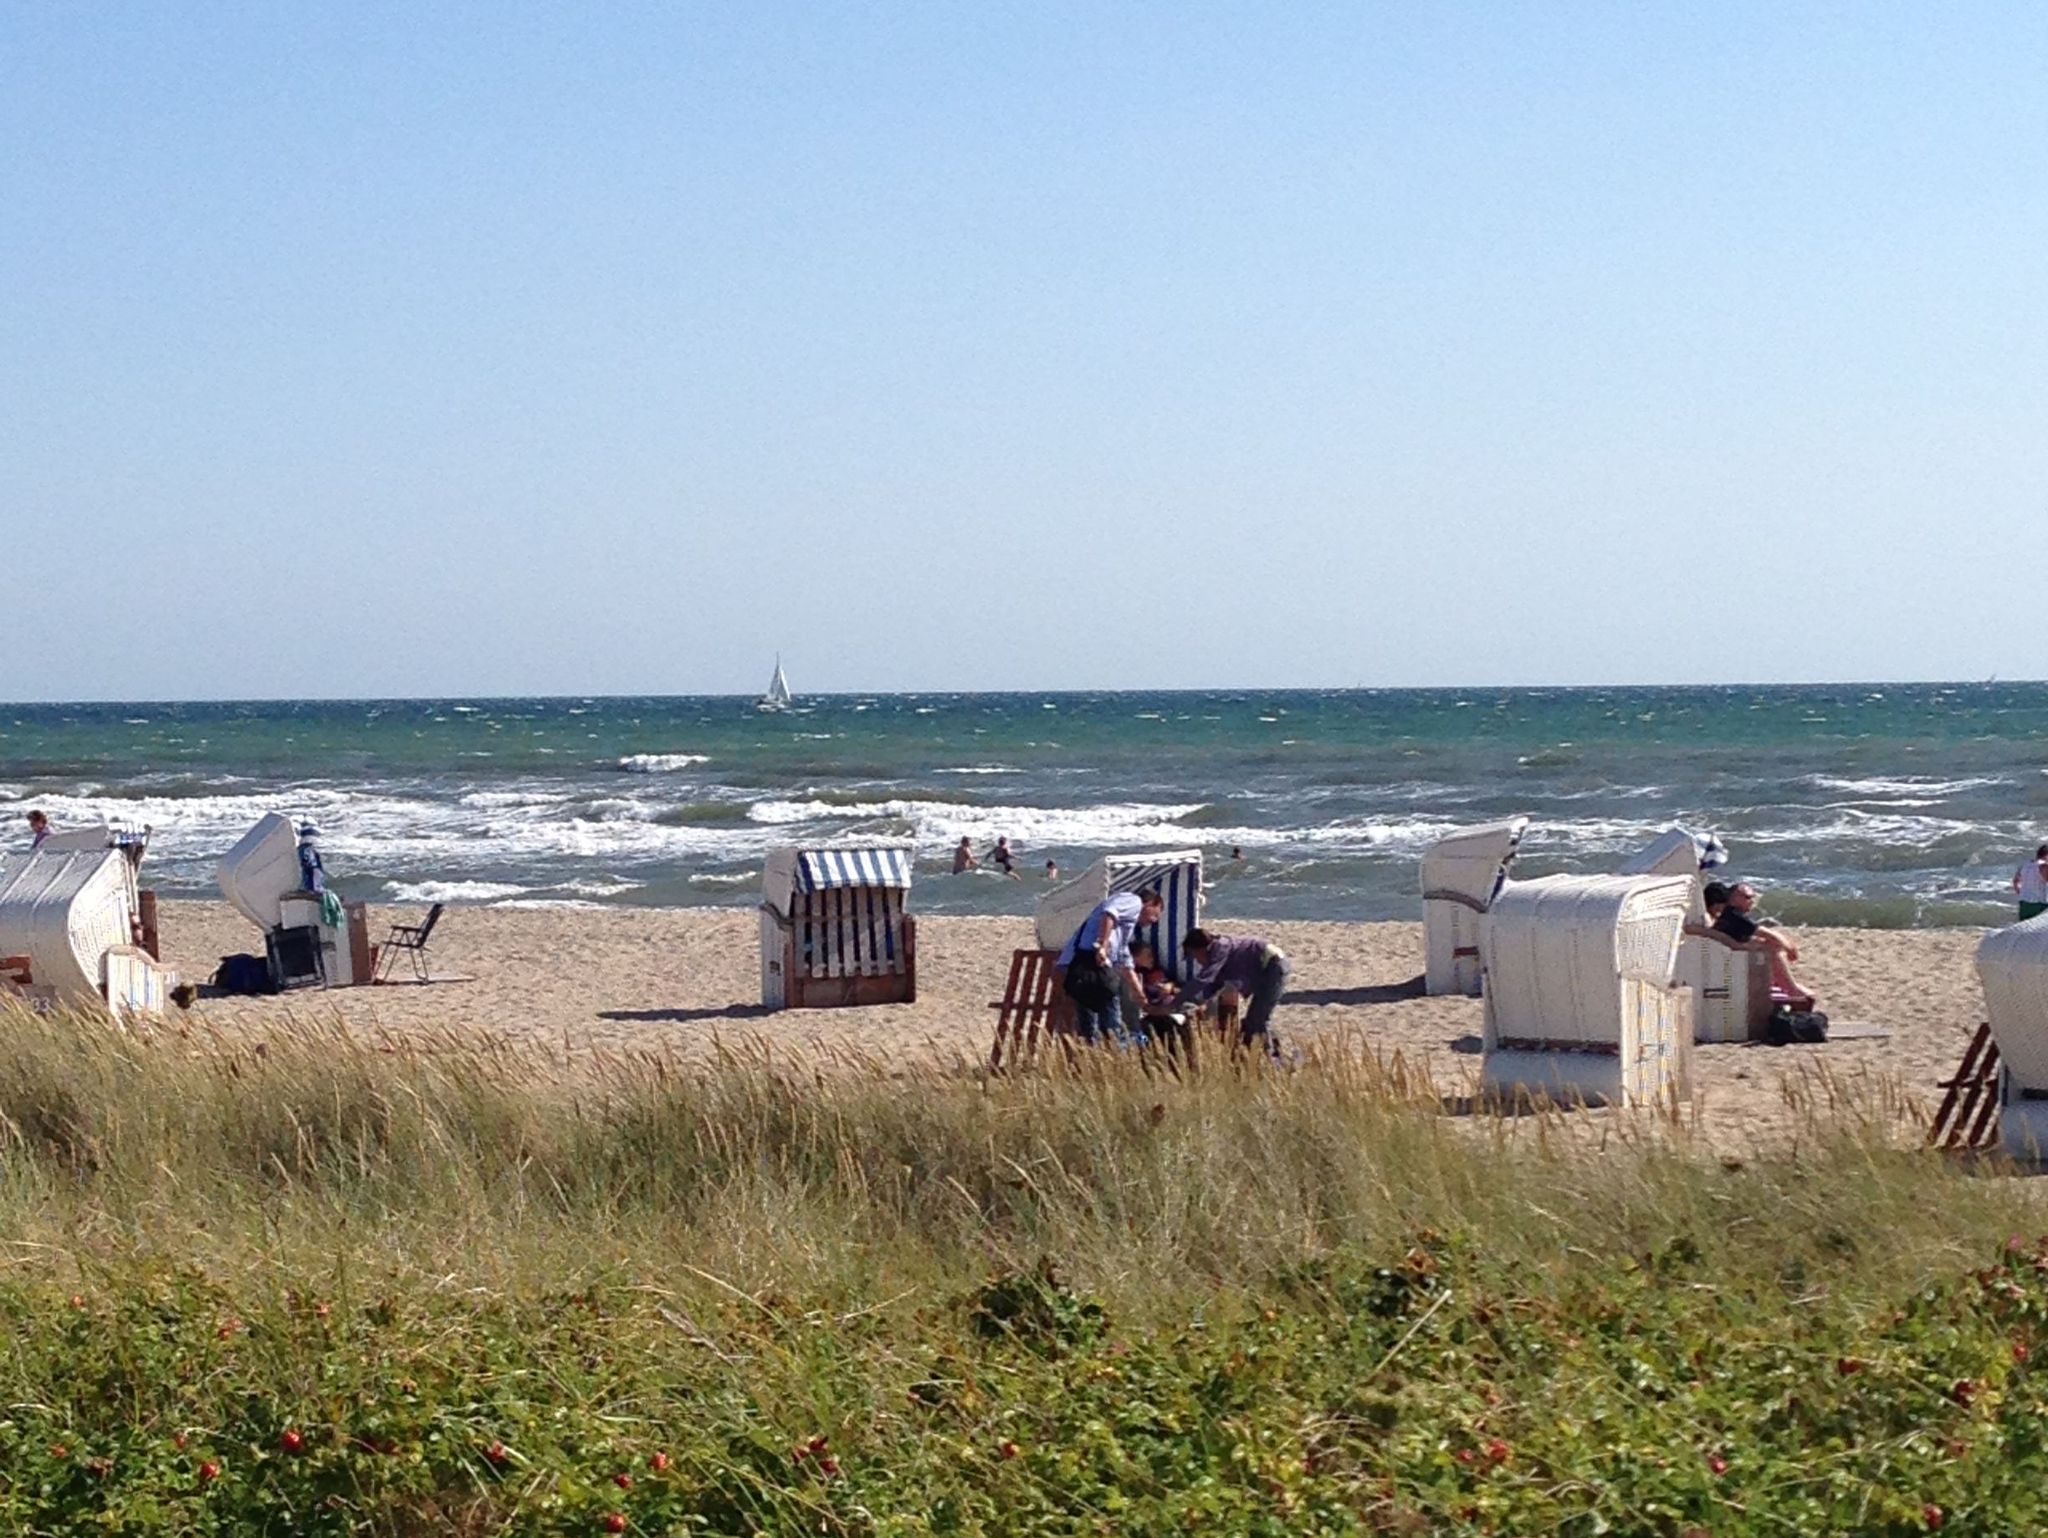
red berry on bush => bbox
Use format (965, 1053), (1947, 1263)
(1951, 1379), (1977, 1406)
(198, 1460), (220, 1483)
(486, 1441), (508, 1465)
(648, 1451), (669, 1472)
(1484, 1439), (1510, 1464)
(1924, 1504), (1944, 1529)
(998, 1439), (1020, 1460)
(1836, 1357), (1863, 1376)
(1707, 1455), (1728, 1476)
(806, 1435), (829, 1455)
(172, 1433), (188, 1451)
(2015, 1341), (2031, 1364)
(818, 1456), (841, 1477)
(49, 1444), (68, 1459)
(613, 1472), (633, 1490)
(1453, 1448), (1476, 1466)
(602, 1515), (627, 1534)
(281, 1429), (305, 1454)
(69, 1294), (85, 1310)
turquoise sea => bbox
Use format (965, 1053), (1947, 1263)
(2, 685), (2045, 926)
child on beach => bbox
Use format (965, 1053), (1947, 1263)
(1130, 943), (1178, 1011)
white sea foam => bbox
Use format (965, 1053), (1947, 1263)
(386, 879), (531, 903)
(747, 798), (1212, 849)
(934, 765), (1021, 776)
(490, 898), (605, 910)
(618, 753), (710, 772)
(459, 789), (571, 809)
(553, 876), (644, 897)
(1805, 774), (2011, 798)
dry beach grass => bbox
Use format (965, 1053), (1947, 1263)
(4, 979), (2048, 1532)
(157, 900), (1988, 1155)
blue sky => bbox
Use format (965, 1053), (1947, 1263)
(4, 3), (2044, 699)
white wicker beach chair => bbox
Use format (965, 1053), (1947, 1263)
(760, 842), (917, 1010)
(1973, 916), (2048, 1155)
(1477, 872), (1694, 1109)
(1421, 817), (1529, 995)
(0, 845), (174, 1016)
(1619, 827), (1769, 1044)
(1036, 850), (1203, 983)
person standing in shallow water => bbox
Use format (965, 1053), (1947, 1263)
(2015, 843), (2048, 921)
(26, 810), (50, 851)
(951, 837), (977, 874)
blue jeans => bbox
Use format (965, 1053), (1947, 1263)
(1071, 995), (1148, 1049)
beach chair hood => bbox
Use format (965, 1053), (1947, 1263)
(218, 813), (305, 932)
(1977, 915), (2048, 1092)
(1419, 817), (1530, 907)
(1620, 827), (1727, 924)
(0, 845), (140, 1004)
(761, 842), (915, 917)
(1482, 873), (1692, 1046)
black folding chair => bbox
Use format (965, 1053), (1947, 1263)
(375, 903), (445, 982)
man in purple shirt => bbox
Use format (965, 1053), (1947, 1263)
(1179, 927), (1291, 1057)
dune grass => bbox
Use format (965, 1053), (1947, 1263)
(1, 1004), (2045, 1534)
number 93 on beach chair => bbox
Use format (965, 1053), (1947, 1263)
(1477, 872), (1694, 1110)
(759, 842), (917, 1010)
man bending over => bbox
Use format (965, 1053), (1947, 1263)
(1179, 927), (1292, 1059)
(1055, 885), (1164, 1047)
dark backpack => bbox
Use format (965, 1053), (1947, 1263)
(1765, 1006), (1828, 1045)
(210, 953), (275, 995)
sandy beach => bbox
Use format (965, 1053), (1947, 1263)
(153, 899), (1986, 1154)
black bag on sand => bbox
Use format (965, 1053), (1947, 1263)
(210, 953), (275, 996)
(1764, 1006), (1829, 1045)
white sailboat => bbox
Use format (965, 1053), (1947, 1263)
(758, 655), (793, 712)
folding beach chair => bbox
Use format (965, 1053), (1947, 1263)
(375, 903), (445, 982)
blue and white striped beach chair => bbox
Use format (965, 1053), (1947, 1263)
(760, 842), (918, 1010)
(1035, 850), (1204, 982)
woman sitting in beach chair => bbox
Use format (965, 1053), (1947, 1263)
(1706, 880), (1815, 1011)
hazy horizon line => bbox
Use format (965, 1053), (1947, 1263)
(3, 677), (2040, 710)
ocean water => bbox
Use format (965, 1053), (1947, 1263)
(1, 685), (2045, 927)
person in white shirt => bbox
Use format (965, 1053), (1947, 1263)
(2014, 843), (2048, 921)
(1054, 886), (1164, 1045)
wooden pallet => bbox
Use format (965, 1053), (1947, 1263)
(1930, 1023), (2002, 1150)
